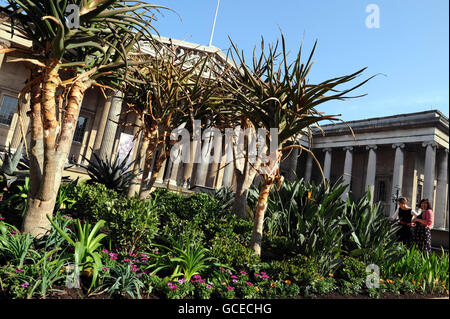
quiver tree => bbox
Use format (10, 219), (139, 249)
(226, 34), (375, 257)
(0, 0), (164, 237)
(122, 43), (230, 199)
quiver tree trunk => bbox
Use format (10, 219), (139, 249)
(127, 136), (148, 198)
(249, 176), (275, 257)
(232, 165), (258, 219)
(23, 66), (90, 237)
(139, 144), (167, 199)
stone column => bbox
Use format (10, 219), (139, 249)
(195, 134), (212, 187)
(155, 158), (167, 184)
(10, 93), (30, 149)
(221, 136), (234, 188)
(99, 91), (123, 160)
(322, 148), (332, 181)
(365, 145), (377, 204)
(91, 95), (111, 156)
(284, 146), (299, 182)
(422, 141), (437, 205)
(169, 155), (181, 187)
(304, 153), (313, 183)
(435, 148), (448, 229)
(341, 146), (353, 200)
(182, 140), (198, 188)
(391, 143), (405, 215)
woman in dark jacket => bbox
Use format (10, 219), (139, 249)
(389, 197), (418, 246)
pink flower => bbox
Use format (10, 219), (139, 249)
(168, 283), (178, 290)
(123, 258), (131, 262)
(102, 267), (109, 271)
(130, 264), (139, 272)
(246, 282), (253, 286)
(21, 282), (29, 287)
(0, 217), (5, 220)
(198, 279), (206, 284)
(232, 279), (238, 283)
(231, 275), (238, 279)
(14, 269), (23, 273)
(109, 253), (118, 260)
(102, 249), (109, 254)
(137, 274), (143, 278)
(226, 286), (234, 291)
(178, 278), (186, 284)
(193, 274), (202, 279)
(63, 216), (72, 219)
(206, 285), (212, 289)
(240, 271), (247, 275)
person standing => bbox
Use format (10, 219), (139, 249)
(389, 197), (418, 246)
(412, 199), (434, 253)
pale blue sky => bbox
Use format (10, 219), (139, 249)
(151, 0), (449, 122)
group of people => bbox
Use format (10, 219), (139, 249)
(389, 197), (434, 252)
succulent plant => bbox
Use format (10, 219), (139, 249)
(80, 150), (136, 193)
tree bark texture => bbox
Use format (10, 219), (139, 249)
(249, 177), (275, 257)
(23, 62), (89, 237)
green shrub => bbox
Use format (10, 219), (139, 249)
(69, 183), (119, 220)
(335, 256), (367, 283)
(310, 277), (337, 296)
(263, 255), (321, 288)
(262, 235), (298, 261)
(92, 197), (159, 254)
(209, 236), (260, 271)
(69, 183), (159, 254)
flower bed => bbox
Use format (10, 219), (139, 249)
(0, 182), (448, 300)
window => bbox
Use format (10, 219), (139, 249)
(73, 116), (88, 143)
(0, 95), (18, 125)
(377, 180), (386, 202)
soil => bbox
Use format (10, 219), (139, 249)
(306, 291), (449, 299)
(39, 288), (449, 300)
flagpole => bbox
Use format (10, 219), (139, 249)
(209, 0), (221, 46)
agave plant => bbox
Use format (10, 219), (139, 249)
(100, 262), (145, 299)
(212, 187), (235, 212)
(0, 142), (28, 187)
(80, 150), (135, 193)
(0, 220), (39, 268)
(0, 0), (165, 237)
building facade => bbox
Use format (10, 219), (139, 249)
(1, 30), (448, 248)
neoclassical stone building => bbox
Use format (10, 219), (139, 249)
(279, 110), (449, 248)
(1, 28), (448, 248)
